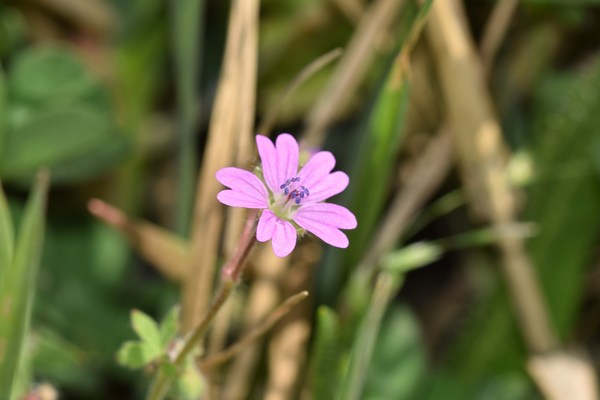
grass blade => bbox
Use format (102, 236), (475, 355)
(0, 170), (49, 399)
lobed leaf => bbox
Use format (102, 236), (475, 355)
(131, 309), (162, 355)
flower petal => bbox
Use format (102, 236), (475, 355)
(271, 218), (297, 257)
(304, 171), (349, 203)
(217, 190), (266, 209)
(297, 151), (336, 190)
(256, 135), (279, 192)
(257, 210), (277, 242)
(293, 203), (357, 248)
(275, 133), (299, 186)
(216, 167), (268, 206)
(294, 203), (357, 229)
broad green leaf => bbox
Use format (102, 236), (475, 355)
(42, 132), (130, 184)
(116, 341), (157, 369)
(159, 306), (180, 348)
(311, 306), (342, 400)
(363, 306), (426, 400)
(0, 107), (112, 179)
(8, 46), (95, 107)
(0, 171), (49, 399)
(131, 309), (162, 354)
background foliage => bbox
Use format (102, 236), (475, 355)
(1, 0), (600, 399)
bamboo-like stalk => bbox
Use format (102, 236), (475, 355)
(480, 0), (520, 74)
(201, 291), (309, 370)
(303, 0), (407, 148)
(425, 0), (557, 355)
(182, 0), (259, 332)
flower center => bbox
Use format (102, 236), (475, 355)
(270, 176), (310, 219)
(279, 176), (310, 205)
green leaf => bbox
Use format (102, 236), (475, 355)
(340, 273), (402, 400)
(0, 171), (49, 399)
(0, 107), (113, 179)
(310, 306), (342, 400)
(0, 66), (6, 158)
(362, 306), (426, 400)
(131, 309), (162, 354)
(159, 306), (180, 348)
(175, 358), (204, 400)
(8, 46), (95, 107)
(0, 184), (14, 277)
(116, 341), (157, 369)
(381, 242), (443, 275)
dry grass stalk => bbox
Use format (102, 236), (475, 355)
(27, 0), (117, 37)
(88, 199), (188, 282)
(302, 0), (407, 148)
(331, 0), (366, 24)
(527, 350), (598, 400)
(201, 291), (309, 370)
(265, 242), (319, 400)
(258, 47), (344, 137)
(480, 0), (520, 74)
(425, 0), (557, 355)
(357, 129), (453, 276)
(220, 248), (287, 400)
(182, 0), (259, 332)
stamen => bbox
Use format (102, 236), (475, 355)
(278, 176), (310, 207)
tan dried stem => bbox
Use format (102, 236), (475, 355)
(182, 0), (259, 332)
(425, 0), (557, 353)
(357, 129), (453, 277)
(303, 0), (407, 148)
(258, 47), (344, 137)
(201, 291), (309, 371)
(480, 0), (520, 74)
(265, 242), (318, 400)
(27, 0), (117, 37)
(220, 248), (287, 400)
(88, 199), (188, 282)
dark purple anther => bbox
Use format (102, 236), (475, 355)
(295, 197), (301, 204)
(284, 188), (289, 195)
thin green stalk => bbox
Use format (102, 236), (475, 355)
(341, 272), (402, 400)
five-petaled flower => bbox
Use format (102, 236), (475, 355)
(216, 133), (357, 257)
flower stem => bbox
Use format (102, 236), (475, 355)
(146, 210), (258, 400)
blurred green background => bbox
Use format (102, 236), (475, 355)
(1, 0), (600, 399)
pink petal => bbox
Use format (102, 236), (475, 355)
(216, 167), (268, 208)
(294, 203), (357, 229)
(256, 135), (279, 193)
(304, 171), (349, 203)
(257, 210), (277, 242)
(217, 190), (267, 209)
(297, 151), (336, 190)
(271, 218), (297, 257)
(293, 203), (357, 248)
(275, 133), (299, 186)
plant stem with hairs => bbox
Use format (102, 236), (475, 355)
(146, 210), (258, 400)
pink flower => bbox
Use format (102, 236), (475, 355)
(216, 133), (357, 257)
